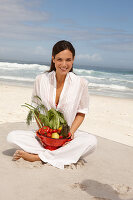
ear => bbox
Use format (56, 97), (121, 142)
(52, 56), (55, 63)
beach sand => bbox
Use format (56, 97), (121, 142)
(0, 83), (133, 200)
(0, 84), (133, 146)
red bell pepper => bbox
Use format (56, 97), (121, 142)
(42, 126), (50, 133)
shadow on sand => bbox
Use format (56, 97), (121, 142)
(72, 179), (133, 200)
(2, 148), (17, 156)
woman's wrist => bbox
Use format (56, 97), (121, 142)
(69, 131), (74, 139)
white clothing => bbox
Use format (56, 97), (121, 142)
(7, 71), (97, 169)
(7, 130), (97, 169)
(31, 71), (89, 126)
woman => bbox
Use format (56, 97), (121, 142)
(7, 40), (97, 169)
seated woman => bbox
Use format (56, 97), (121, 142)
(7, 40), (97, 169)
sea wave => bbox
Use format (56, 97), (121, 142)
(88, 82), (133, 91)
(74, 68), (94, 75)
(109, 78), (133, 84)
(0, 75), (34, 82)
(0, 61), (133, 98)
(80, 75), (105, 81)
(0, 62), (49, 71)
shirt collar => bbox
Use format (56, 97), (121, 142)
(48, 70), (72, 82)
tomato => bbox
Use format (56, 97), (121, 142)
(47, 132), (52, 137)
(59, 135), (63, 139)
(53, 129), (57, 133)
(41, 131), (47, 135)
(49, 129), (53, 133)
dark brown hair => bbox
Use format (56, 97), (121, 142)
(48, 40), (75, 72)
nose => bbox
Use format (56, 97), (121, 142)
(62, 60), (67, 66)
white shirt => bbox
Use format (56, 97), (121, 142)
(32, 71), (89, 126)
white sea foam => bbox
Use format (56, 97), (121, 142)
(110, 77), (133, 83)
(74, 68), (93, 74)
(88, 82), (133, 91)
(0, 62), (49, 71)
(0, 75), (34, 82)
(80, 75), (105, 81)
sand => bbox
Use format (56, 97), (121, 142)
(1, 122), (133, 200)
(0, 83), (133, 200)
(0, 83), (133, 146)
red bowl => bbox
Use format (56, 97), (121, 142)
(36, 131), (71, 150)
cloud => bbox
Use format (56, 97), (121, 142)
(0, 0), (133, 51)
(0, 0), (51, 40)
(0, 44), (51, 62)
(0, 0), (49, 23)
(95, 41), (133, 52)
(77, 53), (103, 62)
(34, 46), (49, 56)
(0, 0), (133, 67)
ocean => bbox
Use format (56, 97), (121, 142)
(0, 60), (133, 99)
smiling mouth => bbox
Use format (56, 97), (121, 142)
(60, 67), (67, 71)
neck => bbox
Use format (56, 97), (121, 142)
(55, 72), (67, 85)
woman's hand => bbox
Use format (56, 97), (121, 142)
(62, 113), (85, 147)
(62, 132), (74, 147)
(71, 133), (74, 140)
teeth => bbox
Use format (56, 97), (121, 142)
(61, 68), (67, 70)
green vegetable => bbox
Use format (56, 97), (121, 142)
(60, 124), (70, 138)
(22, 96), (69, 134)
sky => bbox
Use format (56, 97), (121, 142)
(0, 0), (133, 69)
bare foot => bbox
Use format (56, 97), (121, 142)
(13, 150), (41, 162)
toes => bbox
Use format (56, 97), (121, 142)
(12, 155), (19, 161)
(14, 150), (20, 156)
(16, 150), (24, 156)
(12, 156), (20, 161)
(12, 150), (24, 161)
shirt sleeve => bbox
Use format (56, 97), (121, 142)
(31, 75), (41, 107)
(77, 79), (89, 114)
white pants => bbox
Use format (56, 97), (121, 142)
(7, 130), (97, 169)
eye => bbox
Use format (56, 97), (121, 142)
(57, 58), (62, 61)
(66, 58), (72, 62)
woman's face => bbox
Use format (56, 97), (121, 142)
(52, 49), (74, 76)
